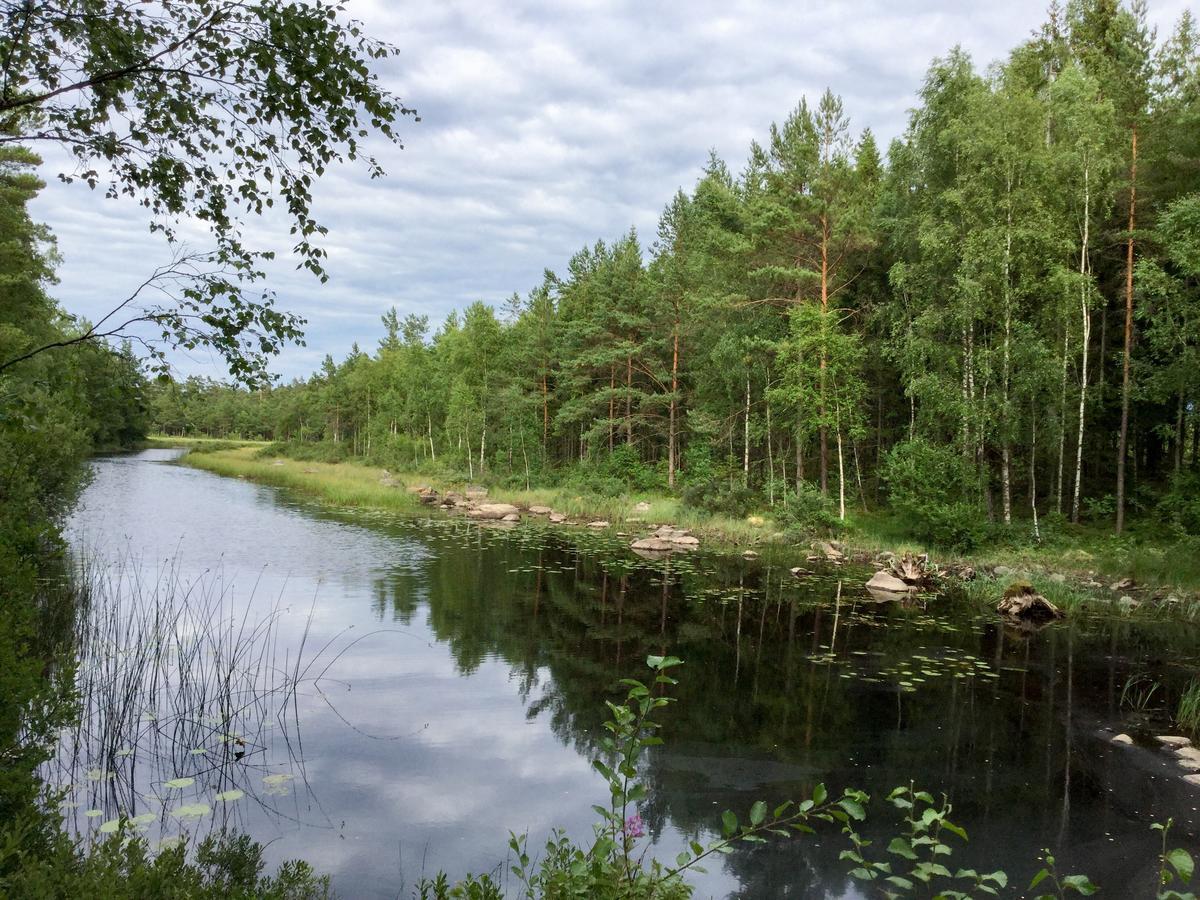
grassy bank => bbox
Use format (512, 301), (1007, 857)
(172, 445), (1200, 609)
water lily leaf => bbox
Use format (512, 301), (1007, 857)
(129, 812), (156, 826)
(214, 789), (244, 802)
(98, 818), (121, 834)
(157, 836), (184, 852)
(84, 809), (103, 818)
(115, 748), (134, 757)
(189, 748), (207, 755)
(164, 777), (194, 789)
(262, 773), (293, 795)
(171, 803), (211, 819)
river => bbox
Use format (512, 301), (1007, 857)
(54, 448), (1200, 898)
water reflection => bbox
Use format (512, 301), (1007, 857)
(55, 450), (1200, 898)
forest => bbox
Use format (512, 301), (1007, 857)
(152, 2), (1200, 550)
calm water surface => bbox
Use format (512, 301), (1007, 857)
(56, 449), (1200, 898)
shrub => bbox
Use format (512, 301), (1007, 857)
(774, 483), (842, 537)
(881, 440), (987, 551)
(1159, 472), (1200, 534)
(679, 480), (756, 518)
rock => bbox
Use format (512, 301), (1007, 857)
(631, 526), (699, 554)
(467, 503), (521, 520)
(1118, 595), (1140, 613)
(548, 512), (566, 523)
(1111, 733), (1134, 745)
(866, 571), (913, 594)
(1174, 747), (1200, 770)
(501, 513), (521, 523)
(634, 501), (652, 513)
(528, 505), (553, 516)
(630, 537), (677, 553)
(812, 540), (844, 561)
(464, 486), (489, 500)
(1157, 735), (1192, 748)
(416, 488), (439, 504)
(1184, 774), (1200, 788)
(586, 520), (610, 529)
(997, 582), (1064, 623)
(1110, 577), (1136, 592)
(272, 460), (286, 467)
(790, 567), (814, 578)
(742, 550), (760, 560)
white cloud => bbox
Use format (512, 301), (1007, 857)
(28, 0), (1195, 380)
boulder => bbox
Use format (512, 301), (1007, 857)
(1111, 733), (1134, 746)
(790, 567), (814, 578)
(528, 505), (553, 515)
(997, 582), (1064, 623)
(742, 550), (760, 560)
(865, 571), (913, 594)
(1157, 736), (1192, 748)
(1185, 774), (1200, 788)
(464, 486), (489, 500)
(1174, 747), (1200, 771)
(1118, 595), (1141, 613)
(501, 513), (521, 523)
(549, 512), (567, 523)
(631, 537), (677, 553)
(634, 501), (652, 513)
(467, 503), (521, 520)
(586, 520), (610, 529)
(1110, 577), (1136, 592)
(812, 540), (844, 561)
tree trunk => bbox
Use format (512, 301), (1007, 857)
(1001, 181), (1013, 526)
(625, 354), (633, 446)
(668, 323), (679, 489)
(1071, 162), (1091, 524)
(1116, 127), (1136, 535)
(1055, 322), (1069, 514)
(743, 371), (751, 487)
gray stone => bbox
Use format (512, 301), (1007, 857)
(548, 512), (566, 523)
(1111, 733), (1134, 745)
(467, 503), (521, 520)
(501, 513), (521, 522)
(586, 520), (610, 528)
(865, 571), (912, 594)
(1157, 735), (1192, 748)
(528, 505), (553, 515)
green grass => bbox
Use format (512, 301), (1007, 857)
(177, 448), (1200, 605)
(141, 434), (272, 452)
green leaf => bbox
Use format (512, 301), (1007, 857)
(812, 783), (827, 805)
(1061, 874), (1098, 895)
(1030, 869), (1049, 889)
(1168, 848), (1195, 883)
(749, 800), (767, 826)
(721, 810), (738, 837)
(838, 798), (866, 821)
(887, 837), (918, 860)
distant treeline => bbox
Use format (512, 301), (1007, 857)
(150, 2), (1200, 540)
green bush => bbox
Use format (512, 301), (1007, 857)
(881, 440), (987, 551)
(774, 483), (842, 537)
(1159, 472), (1200, 534)
(679, 480), (756, 518)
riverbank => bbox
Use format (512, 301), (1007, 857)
(171, 442), (1200, 614)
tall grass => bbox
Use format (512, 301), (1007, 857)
(45, 551), (350, 846)
(1178, 680), (1200, 735)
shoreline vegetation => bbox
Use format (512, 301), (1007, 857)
(161, 438), (1200, 617)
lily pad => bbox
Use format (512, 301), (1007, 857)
(157, 836), (185, 852)
(84, 809), (103, 818)
(214, 789), (244, 802)
(86, 768), (104, 782)
(99, 818), (121, 834)
(171, 803), (211, 819)
(262, 773), (293, 795)
(163, 777), (194, 789)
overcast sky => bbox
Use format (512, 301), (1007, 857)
(29, 0), (1194, 382)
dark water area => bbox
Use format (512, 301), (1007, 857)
(55, 449), (1200, 898)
